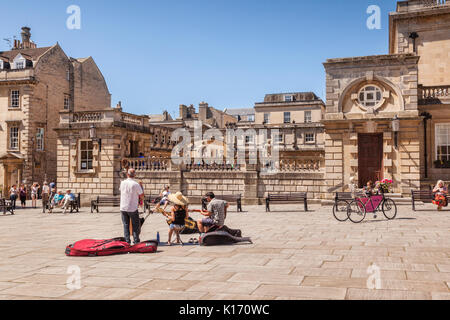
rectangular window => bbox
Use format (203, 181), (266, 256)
(9, 127), (19, 150)
(247, 115), (255, 122)
(436, 124), (450, 161)
(284, 112), (291, 124)
(0, 60), (3, 69)
(15, 61), (24, 69)
(284, 95), (293, 102)
(11, 90), (20, 108)
(36, 128), (44, 151)
(66, 69), (70, 81)
(275, 134), (283, 143)
(264, 113), (270, 124)
(305, 111), (312, 123)
(64, 95), (70, 110)
(79, 140), (93, 171)
(305, 133), (315, 143)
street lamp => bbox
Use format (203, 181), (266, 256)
(89, 125), (102, 152)
(392, 115), (400, 149)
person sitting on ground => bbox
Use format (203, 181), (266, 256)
(197, 192), (229, 234)
(432, 180), (448, 211)
(155, 185), (171, 213)
(49, 191), (64, 213)
(167, 192), (190, 246)
(62, 190), (76, 214)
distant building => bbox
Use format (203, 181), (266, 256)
(0, 27), (111, 194)
(224, 108), (255, 123)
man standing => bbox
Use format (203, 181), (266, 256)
(120, 169), (144, 245)
(198, 192), (229, 234)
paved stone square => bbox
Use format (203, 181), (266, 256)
(0, 202), (449, 300)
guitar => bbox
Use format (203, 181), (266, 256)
(157, 208), (197, 229)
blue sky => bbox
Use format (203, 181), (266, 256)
(1, 0), (396, 117)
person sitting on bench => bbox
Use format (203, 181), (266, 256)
(167, 192), (189, 246)
(62, 189), (76, 214)
(197, 192), (229, 234)
(49, 191), (64, 213)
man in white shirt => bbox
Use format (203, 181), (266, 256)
(120, 169), (144, 245)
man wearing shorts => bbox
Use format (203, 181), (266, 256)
(198, 192), (229, 234)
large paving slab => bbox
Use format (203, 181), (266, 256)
(0, 202), (449, 300)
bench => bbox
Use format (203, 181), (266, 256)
(202, 194), (243, 212)
(411, 189), (450, 211)
(143, 195), (162, 213)
(91, 196), (121, 213)
(334, 192), (366, 204)
(0, 199), (14, 215)
(266, 193), (308, 212)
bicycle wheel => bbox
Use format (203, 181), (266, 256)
(333, 200), (349, 222)
(347, 199), (366, 223)
(382, 198), (397, 220)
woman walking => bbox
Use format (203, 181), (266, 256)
(31, 183), (40, 209)
(19, 184), (27, 209)
(9, 185), (18, 211)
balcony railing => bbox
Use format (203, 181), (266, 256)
(418, 85), (450, 104)
(126, 158), (171, 172)
(421, 0), (447, 6)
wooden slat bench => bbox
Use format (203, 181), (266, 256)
(143, 195), (162, 213)
(334, 192), (366, 204)
(202, 194), (243, 212)
(91, 196), (121, 213)
(0, 199), (14, 215)
(266, 193), (308, 212)
(411, 189), (449, 211)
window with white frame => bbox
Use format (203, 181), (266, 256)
(0, 60), (3, 69)
(275, 134), (283, 143)
(305, 111), (312, 123)
(284, 95), (293, 102)
(36, 128), (44, 151)
(64, 95), (70, 110)
(9, 127), (19, 150)
(305, 133), (315, 144)
(436, 124), (450, 161)
(79, 140), (94, 171)
(263, 113), (270, 124)
(10, 90), (20, 108)
(284, 112), (291, 124)
(15, 60), (25, 69)
(247, 114), (255, 122)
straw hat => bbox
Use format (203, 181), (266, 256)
(168, 192), (189, 206)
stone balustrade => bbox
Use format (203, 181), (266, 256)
(126, 157), (171, 172)
(419, 85), (450, 104)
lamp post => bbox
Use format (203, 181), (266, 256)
(392, 115), (400, 149)
(89, 125), (102, 152)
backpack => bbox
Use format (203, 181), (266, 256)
(65, 238), (158, 257)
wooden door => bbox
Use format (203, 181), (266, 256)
(358, 134), (383, 188)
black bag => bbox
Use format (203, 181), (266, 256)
(200, 225), (251, 246)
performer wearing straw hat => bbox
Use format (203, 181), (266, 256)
(166, 192), (190, 246)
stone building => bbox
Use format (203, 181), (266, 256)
(55, 107), (174, 204)
(0, 27), (111, 194)
(323, 0), (450, 197)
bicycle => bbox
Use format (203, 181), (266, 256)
(347, 191), (397, 223)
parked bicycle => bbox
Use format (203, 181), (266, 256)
(347, 191), (397, 223)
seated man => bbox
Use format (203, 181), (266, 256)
(62, 190), (76, 214)
(197, 192), (229, 234)
(49, 191), (64, 213)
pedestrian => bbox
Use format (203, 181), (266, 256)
(42, 182), (50, 212)
(9, 185), (18, 210)
(120, 169), (144, 245)
(19, 184), (27, 209)
(31, 182), (40, 209)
